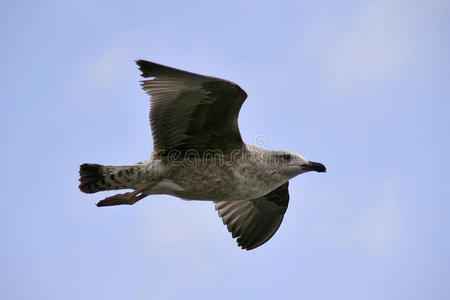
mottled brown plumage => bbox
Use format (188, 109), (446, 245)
(79, 60), (326, 250)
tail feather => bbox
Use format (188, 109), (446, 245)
(79, 163), (108, 193)
(79, 163), (145, 193)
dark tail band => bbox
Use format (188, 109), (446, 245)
(79, 163), (106, 193)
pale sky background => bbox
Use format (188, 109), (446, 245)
(1, 0), (449, 299)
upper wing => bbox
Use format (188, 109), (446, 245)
(214, 182), (290, 250)
(136, 60), (248, 156)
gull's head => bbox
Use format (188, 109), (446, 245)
(270, 151), (326, 179)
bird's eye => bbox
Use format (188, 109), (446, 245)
(279, 154), (291, 161)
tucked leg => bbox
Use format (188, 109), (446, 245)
(96, 181), (157, 207)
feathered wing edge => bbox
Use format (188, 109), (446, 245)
(214, 182), (290, 250)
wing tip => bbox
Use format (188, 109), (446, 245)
(135, 59), (188, 78)
(135, 59), (151, 77)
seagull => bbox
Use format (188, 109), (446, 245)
(79, 60), (326, 250)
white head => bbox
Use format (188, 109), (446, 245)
(269, 150), (326, 180)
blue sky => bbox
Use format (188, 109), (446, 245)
(1, 0), (449, 299)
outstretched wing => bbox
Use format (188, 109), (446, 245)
(136, 60), (248, 156)
(214, 182), (290, 250)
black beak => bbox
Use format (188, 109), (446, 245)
(305, 161), (326, 173)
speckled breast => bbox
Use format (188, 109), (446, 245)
(157, 156), (284, 201)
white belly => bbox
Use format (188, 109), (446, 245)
(146, 179), (185, 195)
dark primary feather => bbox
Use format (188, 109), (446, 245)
(214, 182), (290, 250)
(136, 60), (248, 156)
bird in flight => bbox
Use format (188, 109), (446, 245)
(79, 60), (326, 250)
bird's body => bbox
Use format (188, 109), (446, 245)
(80, 60), (326, 250)
(84, 145), (286, 201)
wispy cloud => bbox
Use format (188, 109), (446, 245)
(306, 182), (402, 258)
(85, 46), (128, 87)
(302, 0), (447, 94)
(355, 183), (401, 256)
